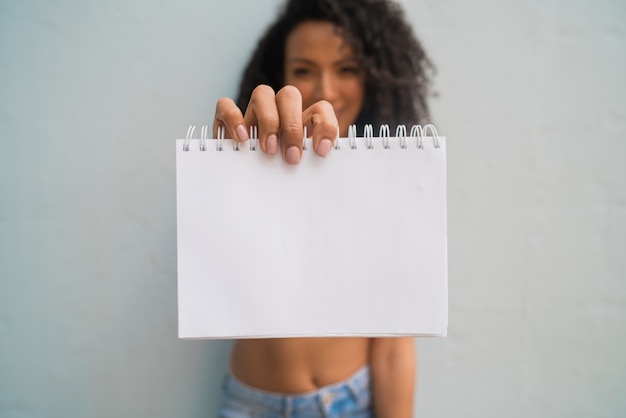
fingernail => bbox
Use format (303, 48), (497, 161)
(286, 146), (300, 165)
(266, 134), (278, 154)
(317, 139), (332, 158)
(235, 124), (249, 142)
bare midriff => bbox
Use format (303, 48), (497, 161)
(230, 337), (370, 393)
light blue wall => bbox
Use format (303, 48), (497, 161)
(1, 1), (625, 417)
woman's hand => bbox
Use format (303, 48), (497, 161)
(213, 85), (338, 164)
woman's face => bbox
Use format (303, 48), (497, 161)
(284, 21), (365, 137)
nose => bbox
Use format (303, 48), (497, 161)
(314, 72), (339, 104)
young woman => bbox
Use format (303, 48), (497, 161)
(213, 1), (434, 416)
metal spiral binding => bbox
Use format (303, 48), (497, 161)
(184, 125), (196, 151)
(409, 125), (424, 149)
(394, 125), (406, 150)
(362, 124), (373, 150)
(335, 125), (346, 150)
(216, 126), (224, 151)
(364, 125), (372, 149)
(200, 125), (208, 151)
(422, 124), (440, 148)
(249, 126), (258, 151)
(348, 124), (358, 149)
(379, 124), (390, 150)
(233, 128), (241, 151)
(183, 123), (440, 152)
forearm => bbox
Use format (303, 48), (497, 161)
(369, 337), (416, 418)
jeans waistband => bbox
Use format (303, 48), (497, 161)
(222, 365), (370, 413)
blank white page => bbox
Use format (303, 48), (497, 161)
(176, 135), (447, 339)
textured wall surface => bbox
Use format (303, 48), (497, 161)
(1, 0), (624, 417)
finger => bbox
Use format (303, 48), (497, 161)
(302, 100), (339, 158)
(243, 85), (280, 154)
(275, 85), (303, 165)
(213, 97), (249, 142)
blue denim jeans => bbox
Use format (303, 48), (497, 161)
(218, 366), (373, 418)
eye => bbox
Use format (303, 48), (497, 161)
(338, 66), (361, 76)
(290, 67), (312, 77)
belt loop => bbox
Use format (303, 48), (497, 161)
(347, 380), (360, 400)
(284, 396), (291, 417)
(318, 391), (334, 417)
(348, 365), (370, 400)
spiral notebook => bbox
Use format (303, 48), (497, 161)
(176, 124), (447, 339)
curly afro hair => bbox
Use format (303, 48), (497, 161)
(235, 0), (435, 133)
